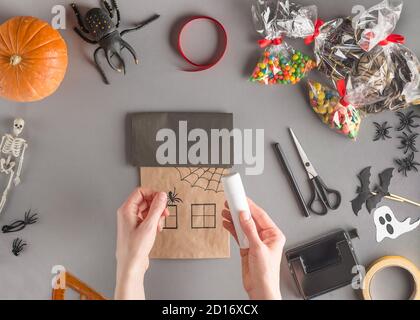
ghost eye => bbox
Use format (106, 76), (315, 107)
(379, 217), (386, 225)
(385, 214), (392, 222)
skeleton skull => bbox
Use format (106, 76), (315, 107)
(13, 118), (25, 136)
(373, 206), (420, 242)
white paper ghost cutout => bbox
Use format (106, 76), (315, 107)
(373, 206), (420, 242)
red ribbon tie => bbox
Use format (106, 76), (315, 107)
(379, 34), (405, 46)
(305, 19), (324, 45)
(336, 79), (350, 107)
(258, 37), (283, 48)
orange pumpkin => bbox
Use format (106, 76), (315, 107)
(0, 16), (68, 102)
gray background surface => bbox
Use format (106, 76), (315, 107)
(0, 0), (418, 300)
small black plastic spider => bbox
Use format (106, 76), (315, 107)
(373, 121), (392, 141)
(2, 210), (39, 233)
(12, 238), (27, 256)
(167, 188), (183, 205)
(398, 132), (419, 154)
(396, 110), (420, 133)
(395, 152), (420, 177)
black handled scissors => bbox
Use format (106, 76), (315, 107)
(289, 128), (342, 216)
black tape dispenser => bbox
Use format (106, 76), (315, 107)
(286, 229), (361, 300)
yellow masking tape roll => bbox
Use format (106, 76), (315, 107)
(362, 256), (420, 300)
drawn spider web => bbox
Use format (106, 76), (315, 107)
(175, 168), (228, 193)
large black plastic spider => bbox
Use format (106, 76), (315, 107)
(12, 238), (27, 256)
(2, 210), (39, 233)
(396, 110), (420, 133)
(71, 0), (160, 84)
(373, 121), (392, 141)
(395, 152), (420, 177)
(398, 132), (419, 154)
(167, 188), (183, 206)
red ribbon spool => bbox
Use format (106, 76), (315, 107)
(177, 16), (228, 72)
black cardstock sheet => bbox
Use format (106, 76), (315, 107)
(130, 112), (234, 168)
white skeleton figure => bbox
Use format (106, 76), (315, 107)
(0, 119), (28, 214)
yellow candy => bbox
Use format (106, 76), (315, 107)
(309, 91), (314, 99)
(258, 72), (264, 77)
(268, 60), (273, 65)
(318, 92), (325, 100)
(314, 82), (322, 91)
(327, 106), (334, 114)
(317, 98), (324, 106)
(318, 107), (327, 114)
(259, 63), (266, 69)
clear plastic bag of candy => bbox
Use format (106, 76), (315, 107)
(308, 17), (364, 84)
(353, 0), (403, 52)
(308, 80), (362, 139)
(346, 43), (420, 114)
(249, 0), (316, 85)
(276, 0), (318, 38)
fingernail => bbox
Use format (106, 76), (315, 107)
(158, 192), (167, 202)
(240, 211), (250, 221)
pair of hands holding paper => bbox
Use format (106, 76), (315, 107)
(114, 187), (286, 300)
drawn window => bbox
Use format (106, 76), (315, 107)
(164, 205), (178, 229)
(191, 204), (216, 229)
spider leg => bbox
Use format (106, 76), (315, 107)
(121, 39), (139, 64)
(111, 0), (121, 28)
(396, 112), (407, 132)
(2, 221), (25, 233)
(114, 51), (126, 75)
(101, 0), (114, 18)
(70, 3), (89, 33)
(24, 209), (30, 222)
(105, 49), (122, 73)
(27, 212), (39, 225)
(94, 47), (110, 85)
(74, 27), (98, 44)
(120, 14), (160, 37)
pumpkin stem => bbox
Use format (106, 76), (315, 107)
(10, 55), (22, 66)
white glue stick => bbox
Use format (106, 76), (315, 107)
(222, 172), (251, 249)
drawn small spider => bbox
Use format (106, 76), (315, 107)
(12, 238), (27, 256)
(398, 132), (419, 154)
(2, 209), (39, 233)
(395, 152), (420, 177)
(167, 188), (183, 205)
(373, 121), (392, 141)
(396, 111), (420, 133)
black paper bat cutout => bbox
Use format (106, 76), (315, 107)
(351, 167), (372, 215)
(350, 167), (394, 215)
(366, 168), (394, 213)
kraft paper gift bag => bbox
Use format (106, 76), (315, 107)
(130, 112), (233, 259)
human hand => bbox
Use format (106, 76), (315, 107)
(222, 198), (285, 300)
(115, 187), (168, 300)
